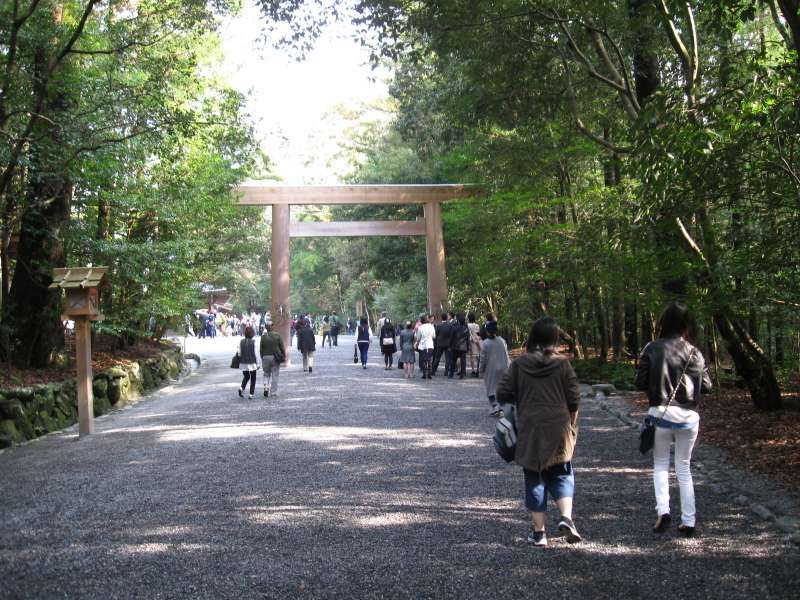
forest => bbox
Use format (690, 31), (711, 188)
(1, 1), (799, 413)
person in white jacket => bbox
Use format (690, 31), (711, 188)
(414, 314), (436, 379)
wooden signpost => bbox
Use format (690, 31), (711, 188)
(50, 267), (109, 437)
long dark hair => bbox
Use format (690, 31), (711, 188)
(525, 316), (559, 354)
(658, 302), (695, 340)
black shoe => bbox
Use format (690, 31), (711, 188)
(238, 388), (243, 398)
(677, 524), (695, 537)
(653, 514), (671, 533)
(308, 367), (312, 373)
(557, 516), (582, 544)
(264, 389), (269, 398)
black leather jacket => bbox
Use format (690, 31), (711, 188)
(634, 336), (713, 409)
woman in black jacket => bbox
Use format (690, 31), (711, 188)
(379, 318), (397, 370)
(296, 318), (317, 373)
(356, 317), (371, 369)
(635, 302), (712, 537)
(237, 326), (259, 399)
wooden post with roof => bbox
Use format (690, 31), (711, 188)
(50, 267), (109, 437)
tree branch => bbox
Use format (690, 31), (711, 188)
(587, 29), (640, 117)
(769, 1), (793, 48)
(50, 0), (101, 71)
(561, 58), (632, 153)
(557, 21), (635, 101)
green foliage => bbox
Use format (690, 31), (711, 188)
(0, 0), (266, 351)
(571, 359), (636, 390)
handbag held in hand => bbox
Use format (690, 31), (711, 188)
(493, 406), (517, 463)
(230, 353), (241, 369)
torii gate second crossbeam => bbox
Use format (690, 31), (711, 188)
(236, 184), (479, 352)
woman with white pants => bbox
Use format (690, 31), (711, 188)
(635, 302), (712, 537)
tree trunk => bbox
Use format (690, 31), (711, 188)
(4, 178), (72, 367)
(1, 43), (72, 368)
(97, 196), (110, 240)
(692, 208), (782, 410)
(590, 284), (608, 363)
(625, 298), (639, 357)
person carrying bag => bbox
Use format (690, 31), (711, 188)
(635, 302), (713, 537)
(259, 323), (286, 398)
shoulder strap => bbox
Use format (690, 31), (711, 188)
(663, 347), (696, 413)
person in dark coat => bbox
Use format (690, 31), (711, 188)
(296, 318), (316, 373)
(379, 318), (397, 369)
(431, 312), (454, 376)
(237, 326), (259, 399)
(450, 313), (471, 379)
(496, 316), (582, 547)
(356, 317), (370, 368)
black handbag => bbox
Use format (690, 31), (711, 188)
(230, 353), (241, 369)
(353, 344), (359, 363)
(639, 348), (695, 454)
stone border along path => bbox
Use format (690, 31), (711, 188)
(1, 336), (798, 599)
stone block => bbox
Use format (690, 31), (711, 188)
(592, 383), (617, 395)
(92, 376), (109, 399)
(93, 394), (112, 417)
(0, 396), (25, 420)
(775, 516), (800, 534)
(107, 378), (121, 404)
(106, 367), (128, 379)
(751, 503), (774, 521)
(0, 419), (22, 445)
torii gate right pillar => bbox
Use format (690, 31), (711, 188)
(424, 200), (449, 315)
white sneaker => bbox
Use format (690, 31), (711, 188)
(527, 528), (547, 547)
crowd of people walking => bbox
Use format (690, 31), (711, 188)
(230, 302), (712, 547)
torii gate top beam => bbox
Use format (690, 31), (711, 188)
(236, 183), (479, 206)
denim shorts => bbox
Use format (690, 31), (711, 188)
(523, 462), (575, 512)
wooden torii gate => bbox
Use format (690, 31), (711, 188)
(236, 184), (478, 351)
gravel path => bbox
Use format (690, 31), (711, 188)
(1, 336), (798, 599)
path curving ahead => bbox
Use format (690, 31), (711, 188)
(1, 336), (797, 599)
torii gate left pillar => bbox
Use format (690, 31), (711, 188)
(238, 184), (479, 354)
(271, 203), (291, 352)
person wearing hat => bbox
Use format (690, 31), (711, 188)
(479, 319), (510, 416)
